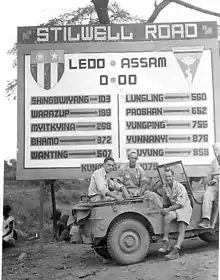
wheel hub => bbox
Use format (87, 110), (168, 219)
(119, 231), (140, 253)
(124, 236), (135, 247)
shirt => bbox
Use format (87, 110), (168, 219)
(209, 158), (219, 179)
(3, 216), (14, 237)
(163, 180), (190, 208)
(88, 167), (110, 197)
(118, 163), (147, 188)
(205, 158), (219, 189)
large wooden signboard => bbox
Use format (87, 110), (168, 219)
(17, 21), (220, 179)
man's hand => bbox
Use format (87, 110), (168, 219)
(120, 186), (131, 199)
(160, 208), (170, 215)
(127, 179), (137, 189)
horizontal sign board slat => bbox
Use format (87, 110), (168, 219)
(17, 21), (217, 44)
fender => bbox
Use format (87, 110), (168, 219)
(89, 203), (161, 239)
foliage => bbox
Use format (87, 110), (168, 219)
(4, 189), (52, 238)
(6, 79), (17, 100)
(4, 160), (88, 238)
(45, 2), (146, 26)
(4, 159), (17, 180)
(4, 159), (89, 193)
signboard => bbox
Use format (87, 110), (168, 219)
(17, 21), (220, 179)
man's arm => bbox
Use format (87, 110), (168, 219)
(108, 179), (128, 200)
(111, 180), (130, 199)
(117, 167), (125, 185)
(120, 185), (131, 199)
(162, 183), (186, 214)
(163, 191), (171, 208)
(204, 159), (219, 186)
(139, 167), (151, 195)
(118, 165), (137, 189)
(140, 178), (151, 195)
(106, 182), (124, 201)
(127, 180), (137, 189)
(167, 204), (182, 211)
(105, 190), (123, 201)
(161, 191), (182, 215)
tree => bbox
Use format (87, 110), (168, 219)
(6, 0), (220, 99)
(4, 159), (17, 180)
(92, 0), (220, 24)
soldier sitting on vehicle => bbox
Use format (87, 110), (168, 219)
(158, 167), (192, 260)
(88, 156), (130, 202)
(198, 143), (219, 228)
(118, 149), (163, 208)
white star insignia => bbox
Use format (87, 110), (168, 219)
(51, 52), (58, 61)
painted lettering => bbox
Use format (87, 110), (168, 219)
(121, 57), (166, 68)
(125, 94), (164, 102)
(30, 150), (68, 160)
(126, 121), (166, 130)
(69, 58), (105, 69)
(126, 108), (163, 116)
(126, 135), (168, 144)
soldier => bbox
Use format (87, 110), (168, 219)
(118, 149), (163, 208)
(158, 167), (192, 260)
(198, 143), (219, 228)
(88, 156), (130, 202)
(3, 205), (16, 248)
(118, 149), (150, 196)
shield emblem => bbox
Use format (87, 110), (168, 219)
(173, 50), (203, 86)
(30, 50), (64, 90)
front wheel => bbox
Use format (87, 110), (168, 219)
(107, 218), (150, 265)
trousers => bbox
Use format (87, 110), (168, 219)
(202, 186), (218, 220)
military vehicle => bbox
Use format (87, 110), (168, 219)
(70, 161), (219, 265)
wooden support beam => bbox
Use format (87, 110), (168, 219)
(39, 181), (44, 252)
(50, 180), (58, 240)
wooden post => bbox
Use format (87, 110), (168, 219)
(39, 180), (44, 253)
(50, 180), (58, 240)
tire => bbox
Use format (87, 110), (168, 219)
(199, 219), (219, 243)
(94, 240), (112, 260)
(199, 230), (219, 243)
(107, 218), (150, 265)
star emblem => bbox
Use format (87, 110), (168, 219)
(51, 52), (58, 61)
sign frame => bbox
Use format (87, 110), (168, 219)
(17, 21), (220, 180)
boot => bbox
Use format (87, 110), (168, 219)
(198, 218), (211, 228)
(158, 240), (170, 253)
(164, 246), (180, 260)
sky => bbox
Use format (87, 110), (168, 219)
(1, 0), (220, 160)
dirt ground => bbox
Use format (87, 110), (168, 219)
(2, 237), (218, 280)
(2, 181), (219, 280)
